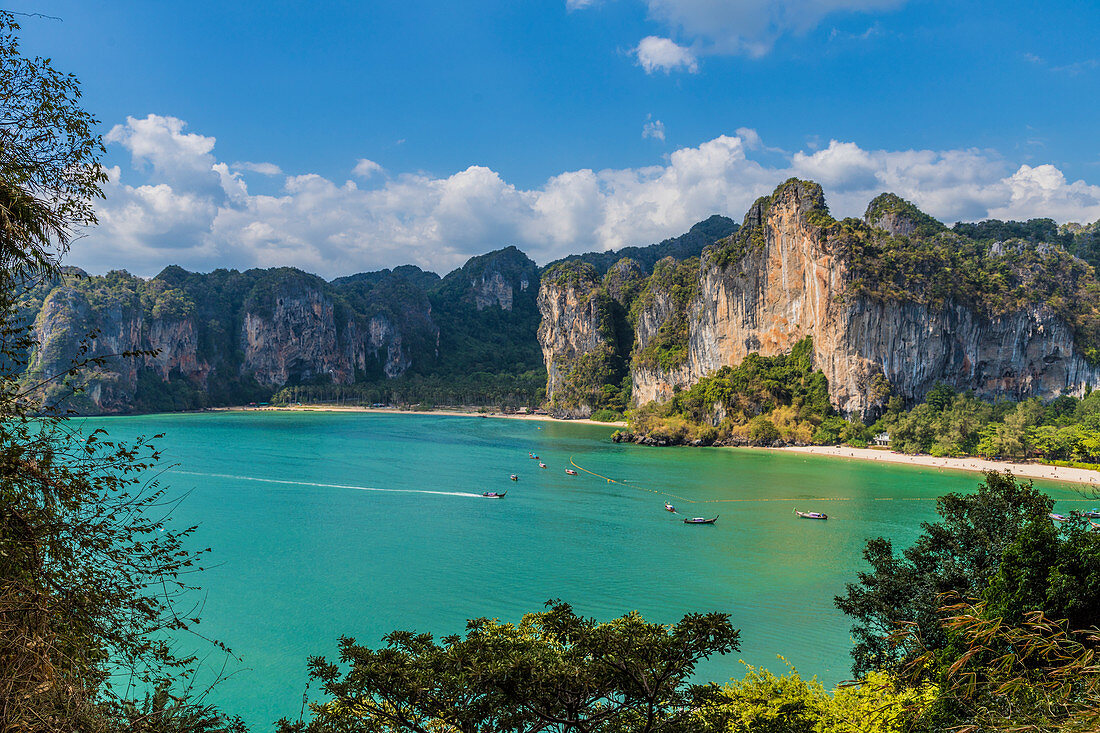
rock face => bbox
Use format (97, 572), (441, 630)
(536, 264), (613, 417)
(540, 180), (1100, 417)
(21, 246), (538, 413)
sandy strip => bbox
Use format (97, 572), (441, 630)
(215, 404), (627, 428)
(772, 445), (1100, 487)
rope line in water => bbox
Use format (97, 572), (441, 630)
(568, 457), (938, 505)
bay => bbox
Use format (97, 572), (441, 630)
(88, 410), (1096, 729)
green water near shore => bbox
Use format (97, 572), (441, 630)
(89, 411), (1096, 729)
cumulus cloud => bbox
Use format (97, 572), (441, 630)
(634, 36), (698, 74)
(642, 117), (666, 141)
(72, 114), (1100, 279)
(352, 158), (384, 178)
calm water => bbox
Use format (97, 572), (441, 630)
(88, 411), (1096, 729)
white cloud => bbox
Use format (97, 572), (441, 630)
(571, 0), (905, 62)
(352, 158), (384, 178)
(105, 114), (221, 194)
(642, 117), (666, 141)
(73, 115), (1100, 279)
(991, 165), (1100, 223)
(232, 161), (283, 176)
(634, 36), (698, 74)
(647, 0), (904, 56)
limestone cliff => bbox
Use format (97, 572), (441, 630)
(20, 246), (537, 413)
(541, 180), (1100, 418)
(536, 261), (616, 417)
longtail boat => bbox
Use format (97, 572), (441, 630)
(482, 491), (507, 498)
(684, 516), (718, 524)
(795, 510), (828, 520)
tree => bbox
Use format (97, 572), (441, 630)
(693, 663), (935, 733)
(1, 11), (235, 730)
(984, 514), (1100, 629)
(835, 472), (1053, 676)
(0, 12), (106, 278)
(903, 599), (1100, 732)
(281, 601), (741, 733)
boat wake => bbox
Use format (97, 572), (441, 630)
(168, 470), (483, 498)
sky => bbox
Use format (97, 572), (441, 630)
(7, 0), (1100, 278)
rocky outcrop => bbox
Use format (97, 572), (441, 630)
(541, 179), (1100, 418)
(21, 246), (535, 413)
(536, 264), (612, 418)
(241, 274), (349, 385)
(26, 284), (210, 412)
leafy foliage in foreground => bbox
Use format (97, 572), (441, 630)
(1, 12), (238, 729)
(903, 600), (1100, 732)
(279, 601), (740, 733)
(835, 473), (1053, 677)
(697, 664), (935, 733)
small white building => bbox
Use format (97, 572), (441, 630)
(873, 432), (890, 447)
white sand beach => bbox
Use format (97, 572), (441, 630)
(773, 445), (1100, 487)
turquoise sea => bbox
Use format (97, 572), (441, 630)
(89, 411), (1096, 729)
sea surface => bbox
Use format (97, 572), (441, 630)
(87, 410), (1097, 729)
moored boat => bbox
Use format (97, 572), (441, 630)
(482, 491), (507, 498)
(1083, 509), (1100, 519)
(664, 503), (675, 512)
(795, 510), (828, 520)
(684, 516), (718, 524)
(510, 474), (519, 481)
(1050, 512), (1068, 522)
(539, 462), (547, 469)
(565, 469), (577, 475)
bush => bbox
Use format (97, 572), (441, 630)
(748, 416), (780, 444)
(590, 408), (624, 422)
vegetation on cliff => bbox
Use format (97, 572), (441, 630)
(428, 246), (543, 377)
(707, 179), (833, 268)
(629, 257), (699, 372)
(623, 334), (1100, 467)
(540, 259), (636, 417)
(620, 337), (854, 446)
(271, 369), (546, 410)
(545, 214), (737, 276)
(830, 197), (1100, 363)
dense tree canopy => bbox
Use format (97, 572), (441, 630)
(835, 472), (1055, 677)
(281, 602), (741, 733)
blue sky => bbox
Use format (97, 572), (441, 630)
(8, 0), (1100, 277)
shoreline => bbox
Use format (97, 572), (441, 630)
(212, 403), (628, 428)
(769, 445), (1100, 487)
(119, 405), (1099, 487)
